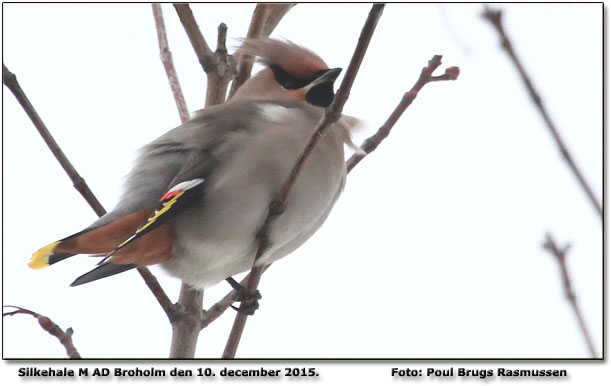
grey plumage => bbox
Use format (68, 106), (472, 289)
(33, 38), (359, 289)
(151, 99), (348, 289)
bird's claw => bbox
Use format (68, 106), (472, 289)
(226, 277), (262, 315)
(231, 300), (260, 315)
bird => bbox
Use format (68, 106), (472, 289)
(29, 38), (360, 290)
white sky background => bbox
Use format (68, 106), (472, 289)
(1, 1), (603, 366)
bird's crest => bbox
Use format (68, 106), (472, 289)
(238, 38), (329, 78)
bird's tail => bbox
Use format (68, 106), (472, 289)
(29, 209), (164, 270)
(29, 179), (203, 285)
(70, 262), (137, 287)
(29, 230), (94, 270)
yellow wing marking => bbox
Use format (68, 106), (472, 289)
(114, 191), (185, 250)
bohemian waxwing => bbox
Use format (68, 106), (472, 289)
(30, 38), (359, 289)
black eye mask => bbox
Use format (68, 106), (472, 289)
(270, 65), (328, 90)
(270, 65), (335, 107)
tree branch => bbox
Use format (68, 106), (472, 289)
(347, 56), (459, 172)
(204, 22), (236, 107)
(173, 4), (237, 107)
(261, 3), (295, 37)
(542, 234), (598, 358)
(3, 64), (176, 334)
(2, 64), (106, 217)
(222, 3), (385, 359)
(173, 3), (213, 69)
(482, 7), (602, 220)
(169, 283), (204, 358)
(228, 3), (295, 98)
(152, 4), (190, 122)
(136, 266), (179, 322)
(3, 306), (81, 358)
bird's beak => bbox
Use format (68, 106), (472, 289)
(310, 67), (342, 88)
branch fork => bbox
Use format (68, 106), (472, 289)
(541, 234), (598, 358)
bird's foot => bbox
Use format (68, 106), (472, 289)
(226, 277), (262, 315)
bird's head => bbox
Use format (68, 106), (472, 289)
(231, 38), (342, 108)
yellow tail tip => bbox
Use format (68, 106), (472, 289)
(29, 241), (60, 269)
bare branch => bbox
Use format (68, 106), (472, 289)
(228, 3), (295, 98)
(173, 3), (213, 70)
(3, 63), (176, 330)
(222, 4), (385, 359)
(3, 306), (81, 358)
(136, 266), (178, 322)
(204, 23), (236, 107)
(173, 4), (236, 107)
(227, 4), (268, 98)
(482, 7), (602, 220)
(152, 4), (190, 122)
(201, 291), (239, 330)
(3, 64), (106, 217)
(347, 57), (459, 172)
(262, 3), (296, 36)
(169, 284), (204, 358)
(542, 234), (598, 358)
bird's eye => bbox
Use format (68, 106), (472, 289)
(270, 65), (311, 90)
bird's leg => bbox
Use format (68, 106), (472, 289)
(226, 277), (262, 315)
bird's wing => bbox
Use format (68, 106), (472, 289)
(68, 150), (212, 285)
(97, 152), (211, 265)
(68, 177), (204, 286)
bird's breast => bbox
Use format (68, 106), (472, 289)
(161, 102), (346, 289)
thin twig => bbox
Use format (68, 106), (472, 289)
(152, 4), (190, 122)
(3, 64), (176, 327)
(3, 64), (106, 217)
(482, 7), (602, 220)
(227, 4), (268, 98)
(222, 4), (385, 359)
(347, 57), (459, 172)
(3, 306), (81, 358)
(542, 234), (598, 358)
(228, 3), (295, 98)
(136, 266), (179, 322)
(173, 4), (213, 70)
(261, 3), (296, 37)
(173, 4), (236, 107)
